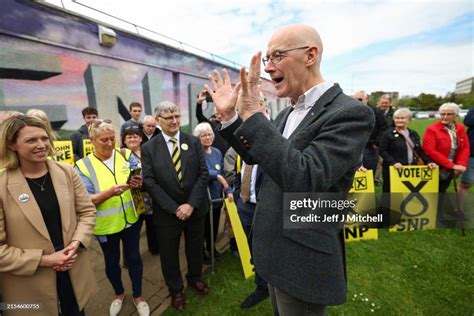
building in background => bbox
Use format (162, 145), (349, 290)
(0, 0), (282, 133)
(455, 77), (474, 95)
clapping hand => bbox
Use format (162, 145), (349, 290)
(205, 52), (265, 122)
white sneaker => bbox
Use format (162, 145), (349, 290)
(109, 296), (124, 316)
(134, 300), (150, 316)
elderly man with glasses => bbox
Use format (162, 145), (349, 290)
(206, 24), (374, 315)
(141, 101), (210, 311)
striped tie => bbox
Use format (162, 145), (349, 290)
(170, 137), (183, 185)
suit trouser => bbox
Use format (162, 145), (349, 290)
(57, 270), (85, 316)
(268, 284), (327, 316)
(157, 214), (206, 294)
(236, 198), (268, 293)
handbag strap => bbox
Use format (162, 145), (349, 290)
(397, 130), (424, 163)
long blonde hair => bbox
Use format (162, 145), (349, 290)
(0, 115), (56, 170)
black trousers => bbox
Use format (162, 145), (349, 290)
(236, 198), (268, 293)
(157, 215), (206, 294)
(142, 214), (160, 253)
(57, 271), (85, 316)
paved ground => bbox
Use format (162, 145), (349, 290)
(85, 218), (228, 316)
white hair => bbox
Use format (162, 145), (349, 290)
(439, 102), (460, 115)
(154, 101), (178, 116)
(193, 122), (214, 138)
(393, 107), (412, 120)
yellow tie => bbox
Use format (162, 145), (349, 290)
(170, 137), (183, 185)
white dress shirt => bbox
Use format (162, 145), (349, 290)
(161, 131), (181, 157)
(282, 81), (334, 139)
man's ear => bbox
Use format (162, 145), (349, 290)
(306, 46), (319, 67)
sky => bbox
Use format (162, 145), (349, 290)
(45, 0), (473, 97)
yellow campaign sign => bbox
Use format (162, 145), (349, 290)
(389, 166), (439, 232)
(345, 170), (378, 242)
(83, 139), (95, 157)
(51, 140), (74, 165)
(224, 199), (254, 279)
(350, 170), (375, 193)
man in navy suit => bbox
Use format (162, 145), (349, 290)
(206, 24), (374, 315)
(142, 101), (210, 311)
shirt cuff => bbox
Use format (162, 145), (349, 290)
(220, 113), (239, 130)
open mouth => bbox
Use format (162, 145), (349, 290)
(272, 77), (284, 84)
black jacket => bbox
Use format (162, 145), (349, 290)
(140, 125), (161, 146)
(379, 128), (431, 166)
(463, 108), (474, 157)
(196, 102), (230, 155)
(70, 124), (89, 162)
(142, 132), (209, 224)
(367, 106), (389, 148)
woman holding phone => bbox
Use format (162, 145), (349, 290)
(75, 119), (149, 316)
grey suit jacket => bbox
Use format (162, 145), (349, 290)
(220, 84), (374, 305)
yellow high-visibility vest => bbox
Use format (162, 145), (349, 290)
(76, 149), (138, 235)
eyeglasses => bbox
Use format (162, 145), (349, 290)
(159, 114), (181, 122)
(262, 46), (309, 66)
(92, 119), (112, 127)
(125, 126), (140, 130)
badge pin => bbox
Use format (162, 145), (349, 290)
(215, 164), (221, 170)
(19, 193), (30, 203)
(181, 143), (189, 151)
(395, 134), (399, 137)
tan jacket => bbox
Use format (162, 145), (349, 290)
(0, 160), (97, 316)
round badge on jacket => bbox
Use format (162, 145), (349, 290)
(181, 143), (189, 151)
(19, 193), (30, 203)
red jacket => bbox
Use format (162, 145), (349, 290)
(422, 121), (470, 169)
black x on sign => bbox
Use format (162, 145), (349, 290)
(353, 176), (367, 191)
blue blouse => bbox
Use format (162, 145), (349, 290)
(205, 146), (232, 200)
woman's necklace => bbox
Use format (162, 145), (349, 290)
(28, 173), (48, 191)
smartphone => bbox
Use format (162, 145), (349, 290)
(127, 168), (142, 184)
(205, 92), (213, 103)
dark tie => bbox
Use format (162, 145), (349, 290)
(170, 137), (183, 185)
(240, 164), (253, 203)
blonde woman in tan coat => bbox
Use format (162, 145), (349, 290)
(0, 115), (97, 316)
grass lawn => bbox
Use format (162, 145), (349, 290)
(163, 119), (473, 315)
(163, 229), (473, 315)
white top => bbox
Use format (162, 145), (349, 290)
(162, 131), (181, 157)
(103, 150), (115, 172)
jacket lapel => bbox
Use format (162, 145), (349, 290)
(275, 106), (294, 134)
(47, 160), (71, 233)
(179, 133), (191, 180)
(289, 84), (343, 140)
(7, 168), (51, 241)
